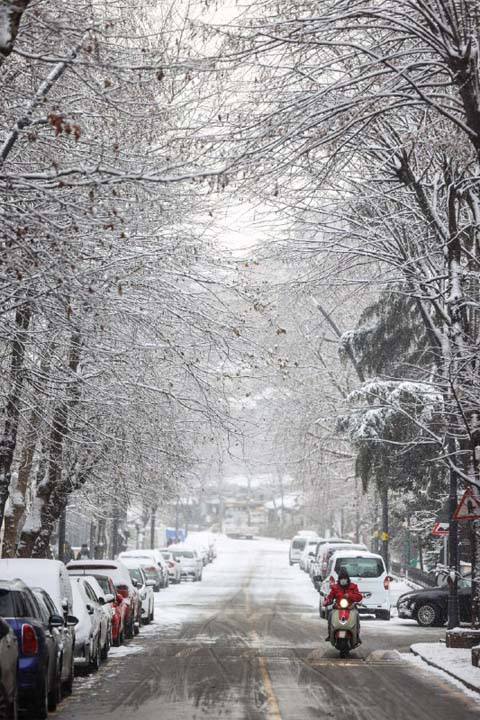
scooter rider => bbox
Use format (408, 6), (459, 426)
(324, 567), (362, 642)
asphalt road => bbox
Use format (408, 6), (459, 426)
(56, 538), (480, 719)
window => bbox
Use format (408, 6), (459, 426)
(84, 582), (97, 602)
(0, 590), (14, 617)
(292, 539), (306, 550)
(93, 576), (110, 594)
(129, 569), (143, 585)
(335, 557), (385, 579)
(32, 592), (50, 624)
(459, 576), (472, 590)
(172, 551), (194, 559)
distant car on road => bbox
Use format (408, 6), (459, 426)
(0, 615), (18, 720)
(120, 559), (155, 624)
(289, 536), (309, 565)
(397, 575), (471, 626)
(312, 542), (367, 588)
(299, 538), (321, 572)
(159, 550), (182, 584)
(169, 547), (203, 581)
(119, 550), (169, 589)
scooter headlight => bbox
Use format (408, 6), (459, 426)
(339, 598), (349, 609)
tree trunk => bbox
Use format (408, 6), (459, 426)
(0, 302), (32, 531)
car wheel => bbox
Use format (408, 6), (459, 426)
(90, 639), (101, 672)
(125, 617), (134, 639)
(376, 610), (391, 621)
(416, 602), (444, 627)
(48, 659), (62, 712)
(101, 632), (110, 660)
(149, 607), (154, 622)
(134, 621), (140, 636)
(63, 654), (74, 695)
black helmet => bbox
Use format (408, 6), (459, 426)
(338, 567), (350, 586)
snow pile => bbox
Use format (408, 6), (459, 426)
(411, 643), (480, 694)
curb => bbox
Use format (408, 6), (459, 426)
(410, 646), (480, 695)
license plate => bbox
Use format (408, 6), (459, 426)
(338, 631), (346, 638)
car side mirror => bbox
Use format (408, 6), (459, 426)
(49, 614), (65, 629)
(86, 603), (94, 615)
(104, 593), (114, 603)
(97, 596), (105, 605)
(132, 579), (139, 588)
(66, 615), (79, 626)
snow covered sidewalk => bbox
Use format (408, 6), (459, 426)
(411, 643), (480, 694)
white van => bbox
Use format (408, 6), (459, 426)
(289, 536), (308, 565)
(319, 550), (391, 620)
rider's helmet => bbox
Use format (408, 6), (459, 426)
(337, 567), (350, 588)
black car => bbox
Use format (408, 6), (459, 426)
(31, 589), (65, 711)
(397, 575), (471, 626)
(0, 616), (18, 720)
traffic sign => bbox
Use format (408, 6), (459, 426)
(453, 487), (480, 521)
(432, 522), (449, 536)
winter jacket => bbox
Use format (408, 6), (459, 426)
(324, 581), (362, 606)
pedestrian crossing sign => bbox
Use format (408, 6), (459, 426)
(453, 487), (480, 521)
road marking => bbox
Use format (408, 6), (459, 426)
(257, 653), (283, 720)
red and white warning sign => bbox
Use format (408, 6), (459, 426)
(453, 487), (480, 521)
(432, 522), (449, 536)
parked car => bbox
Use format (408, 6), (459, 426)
(69, 578), (104, 672)
(0, 578), (65, 719)
(0, 558), (76, 696)
(299, 538), (321, 572)
(0, 615), (18, 720)
(88, 574), (124, 647)
(159, 550), (182, 584)
(309, 538), (353, 582)
(169, 547), (203, 581)
(120, 559), (155, 624)
(312, 542), (367, 588)
(31, 589), (65, 711)
(119, 550), (169, 589)
(82, 576), (113, 658)
(67, 559), (139, 639)
(397, 574), (472, 626)
(319, 550), (391, 620)
(289, 536), (308, 565)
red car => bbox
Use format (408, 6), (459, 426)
(84, 574), (125, 646)
(67, 560), (140, 639)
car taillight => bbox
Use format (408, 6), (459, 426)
(146, 566), (156, 572)
(329, 576), (335, 585)
(22, 624), (38, 655)
(384, 577), (390, 590)
(168, 561), (175, 568)
(117, 585), (129, 598)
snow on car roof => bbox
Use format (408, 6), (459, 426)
(67, 560), (121, 568)
(329, 550), (382, 559)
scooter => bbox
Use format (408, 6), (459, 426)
(326, 598), (361, 658)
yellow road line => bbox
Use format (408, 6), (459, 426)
(258, 653), (283, 720)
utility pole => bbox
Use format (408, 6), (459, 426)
(447, 434), (460, 629)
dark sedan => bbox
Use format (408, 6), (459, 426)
(397, 575), (471, 626)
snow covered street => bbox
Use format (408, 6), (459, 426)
(53, 538), (480, 719)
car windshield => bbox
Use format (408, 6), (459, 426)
(161, 552), (171, 560)
(335, 557), (384, 578)
(292, 539), (306, 550)
(0, 590), (14, 616)
(172, 551), (194, 559)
